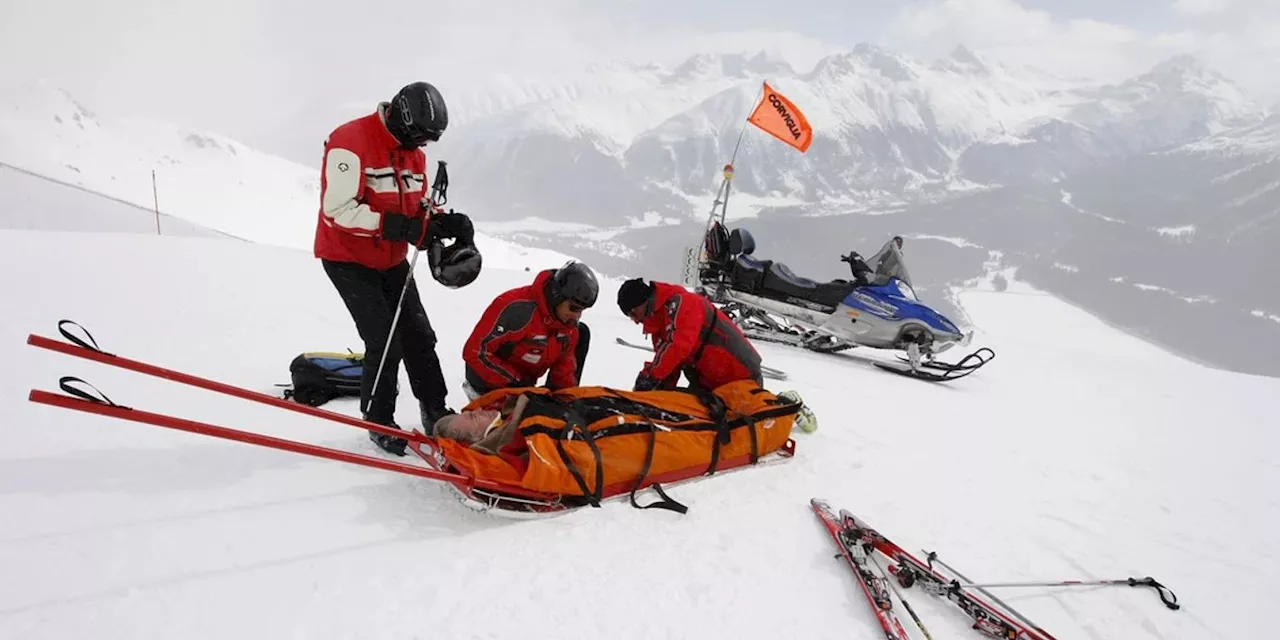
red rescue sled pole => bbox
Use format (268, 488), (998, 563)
(25, 321), (562, 502)
(29, 386), (465, 483)
(27, 326), (427, 444)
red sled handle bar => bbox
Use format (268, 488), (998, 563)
(24, 321), (557, 501)
(30, 382), (467, 484)
(27, 322), (429, 445)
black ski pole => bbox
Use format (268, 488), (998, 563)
(924, 550), (1055, 638)
(927, 551), (1180, 611)
(368, 160), (449, 413)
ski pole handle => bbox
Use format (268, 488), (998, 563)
(1129, 577), (1180, 611)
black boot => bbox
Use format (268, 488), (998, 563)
(366, 418), (408, 457)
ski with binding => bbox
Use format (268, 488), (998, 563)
(811, 498), (912, 640)
(839, 509), (1056, 640)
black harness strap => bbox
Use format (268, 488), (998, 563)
(739, 404), (761, 465)
(552, 410), (604, 508)
(58, 376), (130, 409)
(587, 389), (688, 514)
(694, 389), (733, 476)
(58, 319), (113, 355)
(627, 417), (689, 515)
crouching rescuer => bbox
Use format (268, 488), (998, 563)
(616, 278), (763, 392)
(462, 261), (599, 400)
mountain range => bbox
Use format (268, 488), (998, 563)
(1, 43), (1276, 377)
(434, 46), (1278, 377)
(436, 46), (1267, 223)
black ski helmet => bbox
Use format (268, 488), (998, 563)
(428, 239), (481, 289)
(546, 261), (599, 309)
(385, 82), (448, 149)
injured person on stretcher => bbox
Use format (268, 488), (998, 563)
(430, 392), (529, 455)
(420, 381), (805, 511)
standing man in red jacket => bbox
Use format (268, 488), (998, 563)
(616, 278), (763, 392)
(462, 262), (598, 400)
(315, 81), (479, 456)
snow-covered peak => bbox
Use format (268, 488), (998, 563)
(1141, 53), (1208, 84)
(933, 45), (991, 76)
(808, 44), (922, 84)
(1072, 54), (1266, 137)
(1175, 111), (1280, 158)
(669, 51), (794, 82)
(0, 80), (101, 135)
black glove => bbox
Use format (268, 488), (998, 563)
(381, 213), (429, 247)
(633, 373), (661, 392)
(428, 210), (474, 244)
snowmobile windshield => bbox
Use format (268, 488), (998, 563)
(868, 239), (913, 288)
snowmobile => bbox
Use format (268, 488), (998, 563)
(693, 222), (994, 382)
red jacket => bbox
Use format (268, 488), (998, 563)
(464, 270), (581, 393)
(639, 282), (763, 390)
(313, 106), (430, 271)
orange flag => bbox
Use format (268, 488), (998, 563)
(747, 82), (813, 153)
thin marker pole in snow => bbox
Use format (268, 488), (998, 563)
(151, 170), (161, 235)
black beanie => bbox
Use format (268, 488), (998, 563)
(617, 278), (653, 314)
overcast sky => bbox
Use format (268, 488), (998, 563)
(4, 0), (1276, 166)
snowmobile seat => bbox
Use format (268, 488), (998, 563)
(761, 262), (858, 309)
(731, 254), (770, 292)
(768, 262), (817, 289)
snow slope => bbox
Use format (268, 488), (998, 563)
(1, 224), (1275, 639)
(0, 81), (320, 250)
(0, 163), (234, 238)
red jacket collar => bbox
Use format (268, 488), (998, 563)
(370, 104), (405, 153)
(531, 269), (573, 332)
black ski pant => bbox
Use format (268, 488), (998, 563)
(322, 258), (449, 425)
(572, 321), (591, 383)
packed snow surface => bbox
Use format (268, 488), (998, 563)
(1, 226), (1275, 639)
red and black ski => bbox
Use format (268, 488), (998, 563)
(811, 498), (912, 640)
(838, 508), (1056, 640)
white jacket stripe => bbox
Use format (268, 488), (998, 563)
(364, 168), (426, 194)
(322, 148), (382, 233)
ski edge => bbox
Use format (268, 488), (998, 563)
(811, 498), (913, 640)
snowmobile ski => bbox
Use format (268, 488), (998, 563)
(614, 336), (788, 380)
(874, 346), (996, 383)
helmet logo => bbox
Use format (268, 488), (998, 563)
(396, 95), (414, 126)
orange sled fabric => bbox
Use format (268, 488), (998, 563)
(435, 380), (800, 499)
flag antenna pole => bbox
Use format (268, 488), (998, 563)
(683, 79), (809, 288)
(706, 81), (765, 232)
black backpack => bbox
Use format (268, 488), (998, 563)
(282, 351), (364, 407)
